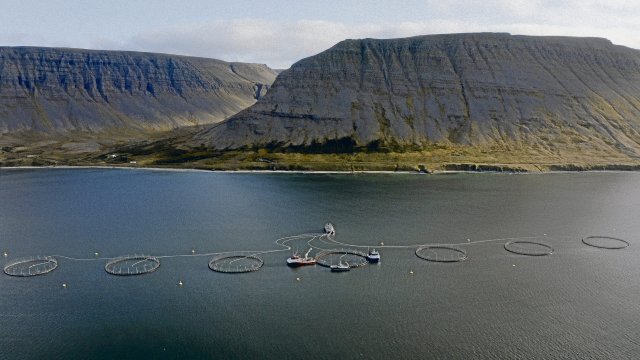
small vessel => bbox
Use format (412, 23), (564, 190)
(331, 261), (350, 272)
(324, 222), (335, 235)
(287, 248), (316, 267)
(367, 249), (381, 263)
(331, 254), (350, 272)
(331, 253), (351, 272)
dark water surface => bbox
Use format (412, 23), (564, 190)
(1, 169), (639, 359)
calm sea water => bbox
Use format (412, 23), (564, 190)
(0, 169), (639, 359)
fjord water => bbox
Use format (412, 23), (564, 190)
(1, 169), (639, 359)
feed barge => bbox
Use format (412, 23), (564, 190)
(324, 223), (335, 235)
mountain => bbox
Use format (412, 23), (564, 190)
(196, 33), (640, 160)
(0, 47), (277, 135)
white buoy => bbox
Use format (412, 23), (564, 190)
(409, 270), (414, 275)
(467, 238), (471, 242)
(62, 283), (67, 288)
(191, 249), (195, 254)
(178, 280), (183, 287)
(512, 264), (516, 267)
(3, 252), (7, 257)
(380, 242), (384, 246)
(94, 252), (99, 256)
(296, 277), (300, 281)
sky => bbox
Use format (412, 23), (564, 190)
(1, 0), (638, 69)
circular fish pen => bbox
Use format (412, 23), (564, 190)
(3, 256), (58, 277)
(504, 240), (553, 256)
(415, 246), (468, 262)
(582, 236), (629, 250)
(208, 254), (264, 273)
(105, 255), (160, 276)
(315, 249), (368, 268)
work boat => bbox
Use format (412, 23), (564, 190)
(331, 260), (350, 272)
(287, 248), (316, 267)
(367, 249), (381, 263)
(331, 254), (350, 272)
(324, 223), (335, 235)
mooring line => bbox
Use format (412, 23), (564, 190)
(44, 232), (321, 262)
(18, 232), (575, 266)
(324, 234), (574, 250)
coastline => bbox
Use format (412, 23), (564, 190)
(4, 136), (640, 174)
(2, 164), (640, 175)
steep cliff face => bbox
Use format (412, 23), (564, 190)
(0, 47), (277, 135)
(198, 33), (640, 157)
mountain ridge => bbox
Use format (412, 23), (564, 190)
(0, 46), (277, 135)
(195, 33), (640, 160)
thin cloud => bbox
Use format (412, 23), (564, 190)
(98, 18), (639, 69)
(2, 1), (638, 68)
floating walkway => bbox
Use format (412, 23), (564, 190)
(582, 236), (630, 249)
(503, 240), (554, 256)
(3, 256), (58, 277)
(104, 255), (160, 276)
(1, 228), (632, 278)
(415, 245), (468, 262)
(209, 254), (264, 273)
(315, 249), (369, 268)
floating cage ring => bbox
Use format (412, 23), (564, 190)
(104, 255), (160, 276)
(504, 240), (554, 256)
(3, 256), (59, 277)
(582, 236), (630, 250)
(315, 249), (370, 268)
(208, 254), (264, 273)
(415, 245), (468, 262)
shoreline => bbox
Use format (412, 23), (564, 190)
(2, 164), (640, 175)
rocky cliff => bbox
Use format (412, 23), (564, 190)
(197, 33), (640, 158)
(0, 47), (277, 135)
